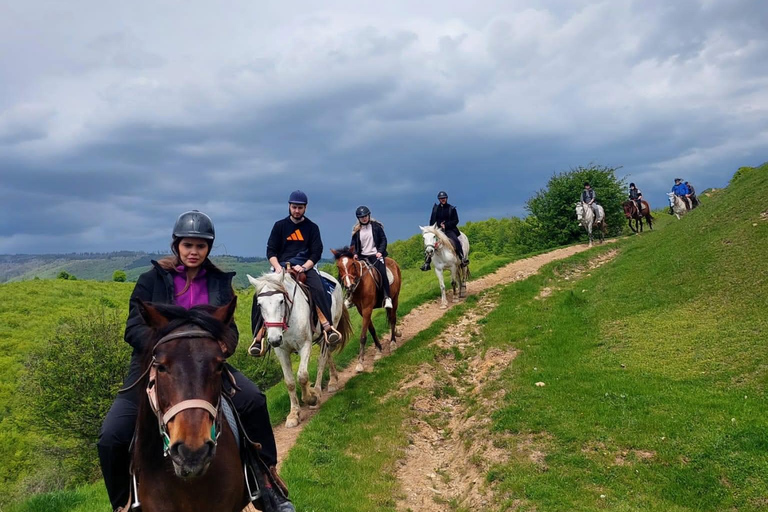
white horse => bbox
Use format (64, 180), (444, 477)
(667, 192), (688, 220)
(575, 201), (606, 247)
(420, 225), (470, 309)
(247, 271), (351, 428)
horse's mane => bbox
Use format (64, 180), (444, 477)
(253, 272), (290, 294)
(333, 246), (355, 260)
(423, 225), (458, 258)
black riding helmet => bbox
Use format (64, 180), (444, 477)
(173, 210), (215, 240)
(355, 205), (371, 218)
(437, 191), (448, 199)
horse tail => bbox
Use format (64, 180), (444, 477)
(333, 306), (352, 354)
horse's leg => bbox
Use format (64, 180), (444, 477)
(647, 214), (653, 230)
(369, 320), (383, 361)
(435, 266), (448, 308)
(275, 349), (302, 428)
(326, 353), (340, 393)
(297, 341), (317, 408)
(313, 340), (328, 399)
(387, 301), (398, 352)
(449, 264), (460, 303)
(356, 307), (372, 373)
(628, 219), (636, 233)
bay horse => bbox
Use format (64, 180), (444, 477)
(247, 271), (352, 428)
(622, 199), (653, 233)
(130, 299), (253, 512)
(667, 192), (688, 220)
(420, 225), (470, 308)
(575, 201), (606, 247)
(331, 248), (402, 373)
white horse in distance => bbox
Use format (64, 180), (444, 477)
(420, 225), (470, 309)
(575, 201), (606, 247)
(247, 271), (351, 428)
(667, 192), (688, 220)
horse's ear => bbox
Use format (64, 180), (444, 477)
(211, 297), (237, 325)
(137, 300), (169, 329)
(330, 248), (338, 256)
(247, 274), (261, 292)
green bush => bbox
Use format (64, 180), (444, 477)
(516, 163), (626, 249)
(56, 271), (70, 280)
(21, 308), (130, 484)
(112, 270), (127, 282)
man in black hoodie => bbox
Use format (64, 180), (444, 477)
(421, 190), (467, 271)
(249, 190), (341, 356)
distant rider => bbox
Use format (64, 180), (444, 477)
(421, 190), (467, 271)
(628, 182), (643, 215)
(671, 178), (691, 213)
(350, 205), (393, 309)
(685, 181), (699, 208)
(249, 190), (342, 357)
(581, 182), (599, 217)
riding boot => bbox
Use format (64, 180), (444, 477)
(248, 325), (266, 357)
(317, 308), (341, 346)
(420, 255), (432, 271)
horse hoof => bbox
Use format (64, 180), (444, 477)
(328, 384), (338, 393)
(395, 329), (403, 337)
(305, 394), (318, 407)
(355, 363), (364, 373)
(285, 417), (299, 429)
(374, 351), (382, 361)
(440, 303), (448, 309)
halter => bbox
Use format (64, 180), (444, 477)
(146, 329), (224, 457)
(257, 288), (295, 330)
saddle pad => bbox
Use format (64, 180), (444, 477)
(221, 398), (240, 450)
(386, 267), (394, 285)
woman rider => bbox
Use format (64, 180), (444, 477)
(350, 205), (393, 309)
(97, 210), (293, 512)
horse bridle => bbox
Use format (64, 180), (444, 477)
(338, 258), (367, 297)
(257, 288), (295, 330)
(146, 329), (227, 457)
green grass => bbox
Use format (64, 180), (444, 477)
(1, 224), (526, 510)
(239, 164), (767, 511)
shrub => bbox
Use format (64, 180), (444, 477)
(112, 270), (127, 282)
(21, 308), (130, 482)
(56, 271), (70, 280)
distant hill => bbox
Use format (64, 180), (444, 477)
(0, 252), (272, 289)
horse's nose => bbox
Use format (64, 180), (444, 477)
(169, 440), (215, 477)
(269, 336), (282, 347)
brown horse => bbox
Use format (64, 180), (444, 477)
(622, 199), (653, 233)
(331, 248), (401, 373)
(130, 299), (274, 512)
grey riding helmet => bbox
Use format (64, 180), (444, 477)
(173, 210), (215, 240)
(437, 191), (448, 199)
(356, 205), (371, 218)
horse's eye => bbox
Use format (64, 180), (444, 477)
(215, 362), (225, 373)
(156, 364), (168, 373)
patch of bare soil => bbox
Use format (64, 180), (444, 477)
(394, 291), (519, 511)
(270, 243), (608, 469)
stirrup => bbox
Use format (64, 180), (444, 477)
(324, 327), (342, 347)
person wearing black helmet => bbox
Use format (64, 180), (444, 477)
(684, 181), (699, 208)
(250, 191), (342, 356)
(421, 191), (466, 271)
(628, 182), (643, 215)
(350, 205), (392, 309)
(97, 210), (294, 512)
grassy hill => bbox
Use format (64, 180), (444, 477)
(0, 217), (530, 510)
(260, 164), (767, 511)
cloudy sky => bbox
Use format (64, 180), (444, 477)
(1, 0), (767, 256)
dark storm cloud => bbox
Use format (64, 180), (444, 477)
(1, 0), (767, 254)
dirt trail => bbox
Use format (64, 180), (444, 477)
(270, 243), (607, 467)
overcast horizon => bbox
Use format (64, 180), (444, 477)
(2, 1), (767, 257)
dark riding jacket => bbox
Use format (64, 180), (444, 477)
(350, 220), (388, 258)
(124, 261), (238, 383)
(581, 189), (596, 204)
(429, 203), (460, 236)
(629, 188), (642, 200)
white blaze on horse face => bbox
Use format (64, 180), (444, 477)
(259, 291), (286, 344)
(341, 257), (354, 288)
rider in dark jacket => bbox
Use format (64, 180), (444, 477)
(250, 191), (341, 356)
(97, 211), (292, 512)
(628, 182), (643, 215)
(421, 191), (467, 271)
(685, 181), (699, 208)
(350, 205), (392, 309)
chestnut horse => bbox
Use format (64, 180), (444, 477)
(331, 248), (402, 373)
(622, 199), (653, 233)
(129, 299), (274, 512)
